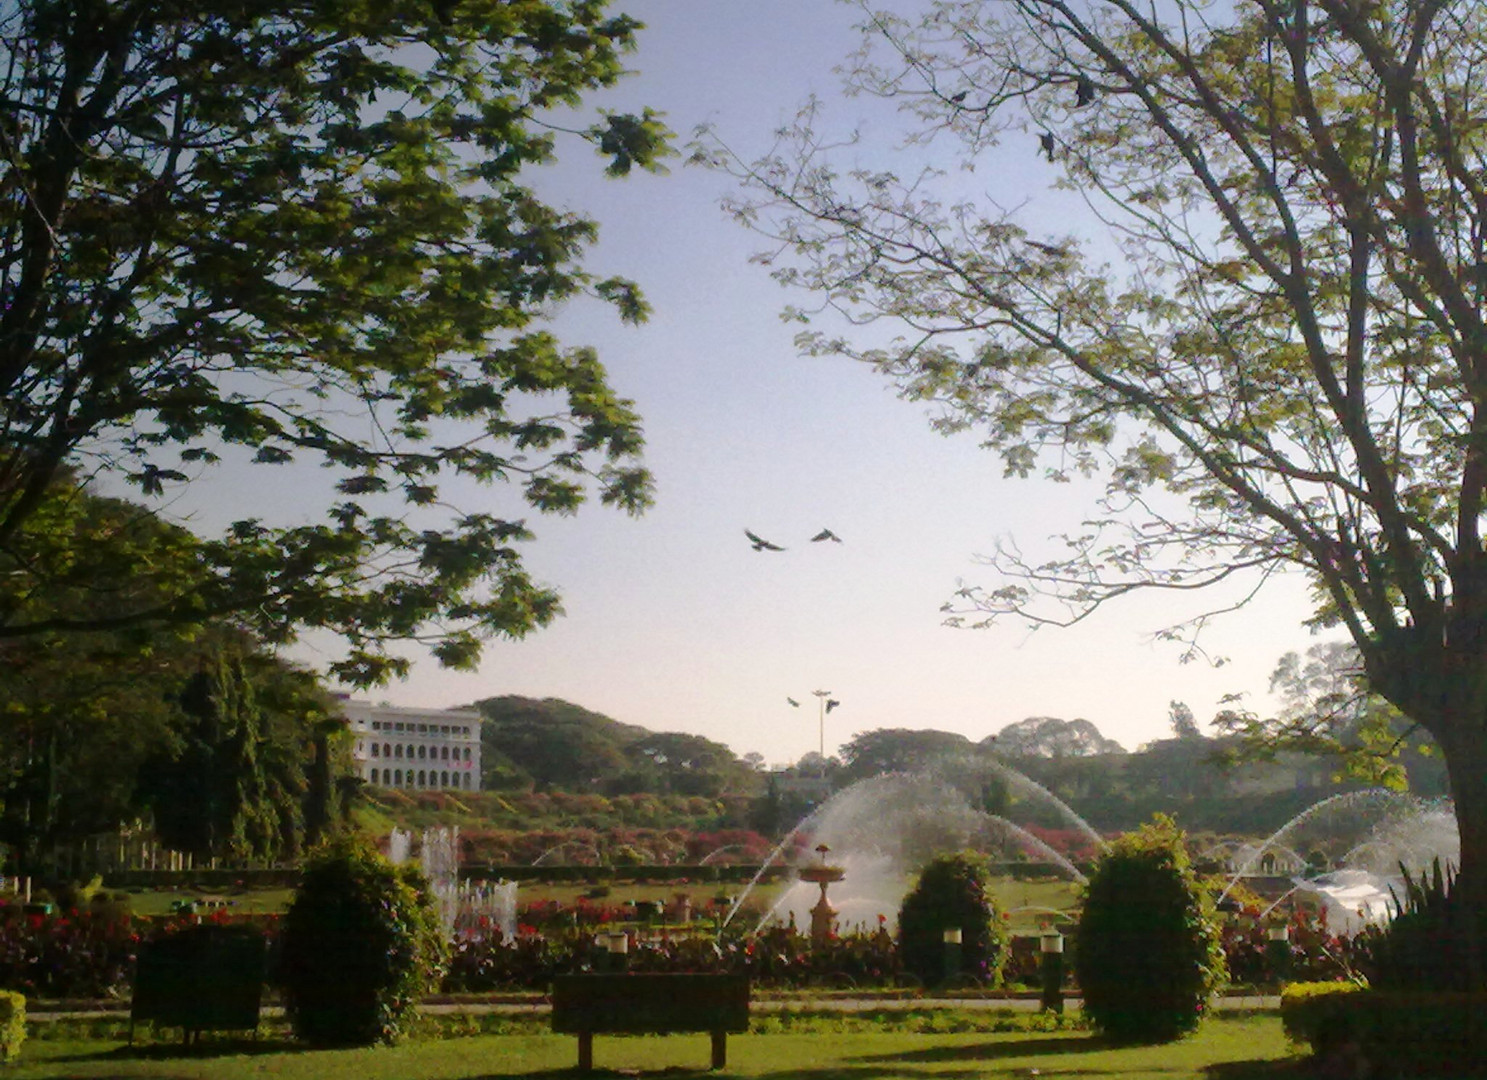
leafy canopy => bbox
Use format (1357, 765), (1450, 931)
(0, 0), (673, 683)
(703, 0), (1487, 740)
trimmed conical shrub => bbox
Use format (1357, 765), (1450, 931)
(897, 851), (1007, 986)
(277, 837), (447, 1045)
(1075, 815), (1226, 1042)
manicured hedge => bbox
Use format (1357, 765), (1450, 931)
(1282, 983), (1487, 1076)
(0, 991), (23, 1062)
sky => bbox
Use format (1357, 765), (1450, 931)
(289, 1), (1330, 765)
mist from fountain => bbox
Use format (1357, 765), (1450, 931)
(729, 770), (1095, 934)
(1220, 789), (1459, 934)
(387, 827), (412, 866)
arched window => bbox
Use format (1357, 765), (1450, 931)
(417, 770), (427, 786)
(441, 771), (449, 787)
(418, 745), (426, 759)
(463, 773), (471, 790)
(404, 770), (413, 787)
(371, 743), (380, 757)
(383, 743), (391, 758)
(463, 747), (471, 762)
(394, 744), (403, 758)
(441, 746), (449, 760)
(394, 769), (402, 784)
(370, 768), (379, 784)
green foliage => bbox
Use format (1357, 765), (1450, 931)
(1282, 985), (1487, 1076)
(138, 633), (332, 865)
(1075, 816), (1226, 1043)
(474, 696), (762, 799)
(1279, 981), (1365, 1051)
(1357, 858), (1482, 992)
(709, 0), (1487, 944)
(897, 851), (1007, 987)
(0, 0), (674, 684)
(0, 990), (24, 1062)
(277, 838), (448, 1046)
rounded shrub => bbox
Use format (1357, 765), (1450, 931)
(277, 837), (448, 1045)
(897, 851), (1007, 986)
(1075, 815), (1226, 1043)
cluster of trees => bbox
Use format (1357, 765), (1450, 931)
(0, 0), (670, 878)
(474, 696), (764, 799)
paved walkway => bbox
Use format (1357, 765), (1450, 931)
(26, 992), (1281, 1022)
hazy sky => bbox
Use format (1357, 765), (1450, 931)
(290, 1), (1329, 764)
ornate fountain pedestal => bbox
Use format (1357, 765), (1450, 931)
(797, 844), (845, 947)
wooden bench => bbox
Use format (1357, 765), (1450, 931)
(130, 925), (266, 1045)
(551, 973), (749, 1072)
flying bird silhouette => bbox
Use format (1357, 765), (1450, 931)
(787, 697), (800, 707)
(1039, 132), (1056, 162)
(825, 699), (841, 714)
(745, 528), (785, 552)
(810, 528), (842, 543)
(948, 89), (968, 104)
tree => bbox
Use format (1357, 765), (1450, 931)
(837, 727), (975, 782)
(1168, 701), (1202, 741)
(0, 0), (672, 683)
(140, 635), (329, 864)
(709, 0), (1487, 973)
(990, 717), (1125, 758)
(1214, 641), (1443, 789)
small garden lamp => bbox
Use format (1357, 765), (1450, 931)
(1039, 928), (1065, 1013)
(942, 927), (962, 986)
(1265, 922), (1290, 983)
(603, 930), (629, 972)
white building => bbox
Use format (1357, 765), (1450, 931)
(340, 700), (482, 792)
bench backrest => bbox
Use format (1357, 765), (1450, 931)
(551, 974), (749, 1034)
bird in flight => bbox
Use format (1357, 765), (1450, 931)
(810, 528), (842, 543)
(825, 699), (841, 714)
(745, 529), (785, 551)
(787, 697), (800, 707)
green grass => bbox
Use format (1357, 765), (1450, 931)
(12, 1012), (1302, 1079)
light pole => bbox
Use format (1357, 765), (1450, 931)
(810, 690), (841, 776)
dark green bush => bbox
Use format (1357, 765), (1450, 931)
(897, 851), (1007, 986)
(0, 991), (23, 1062)
(277, 838), (448, 1045)
(1075, 815), (1226, 1043)
(1357, 858), (1482, 992)
(1282, 984), (1487, 1076)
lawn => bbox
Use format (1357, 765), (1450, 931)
(11, 1012), (1301, 1079)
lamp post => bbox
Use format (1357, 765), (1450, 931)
(942, 927), (963, 987)
(811, 690), (833, 774)
(1039, 929), (1065, 1013)
(602, 930), (629, 973)
(1265, 923), (1290, 984)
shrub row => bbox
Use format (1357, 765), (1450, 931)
(1282, 982), (1487, 1077)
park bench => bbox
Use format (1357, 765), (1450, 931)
(129, 924), (266, 1045)
(551, 973), (750, 1072)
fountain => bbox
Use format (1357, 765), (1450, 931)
(385, 826), (518, 940)
(1219, 789), (1460, 934)
(421, 826), (460, 935)
(729, 769), (1095, 934)
(797, 844), (846, 946)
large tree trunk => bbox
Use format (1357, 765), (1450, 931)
(1435, 721), (1487, 989)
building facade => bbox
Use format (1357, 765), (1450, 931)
(340, 700), (482, 792)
